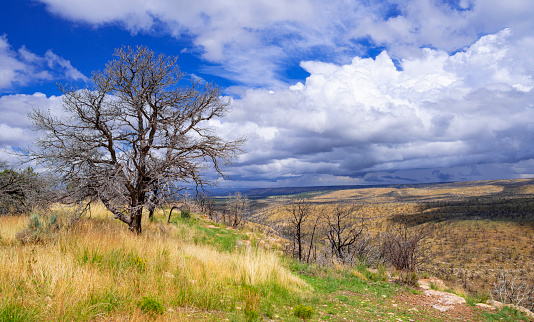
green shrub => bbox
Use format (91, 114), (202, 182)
(16, 212), (60, 244)
(181, 208), (191, 219)
(293, 304), (314, 320)
(137, 296), (164, 315)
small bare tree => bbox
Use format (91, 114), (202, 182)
(493, 271), (534, 310)
(197, 192), (216, 221)
(286, 198), (311, 261)
(226, 192), (248, 227)
(29, 46), (245, 233)
(321, 204), (369, 264)
(381, 221), (431, 272)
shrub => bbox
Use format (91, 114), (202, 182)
(381, 222), (431, 273)
(181, 208), (191, 219)
(137, 296), (164, 315)
(493, 271), (534, 311)
(293, 304), (314, 320)
(16, 212), (60, 244)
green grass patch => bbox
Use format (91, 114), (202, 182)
(137, 296), (165, 315)
(0, 302), (36, 322)
(482, 306), (530, 321)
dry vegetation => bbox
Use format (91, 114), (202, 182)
(2, 189), (533, 321)
(251, 179), (534, 309)
(0, 203), (309, 321)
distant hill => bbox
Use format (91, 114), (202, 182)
(211, 178), (534, 198)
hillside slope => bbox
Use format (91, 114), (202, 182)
(0, 205), (532, 321)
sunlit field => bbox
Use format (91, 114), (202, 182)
(0, 203), (308, 321)
(250, 179), (534, 303)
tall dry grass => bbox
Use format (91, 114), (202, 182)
(0, 204), (308, 320)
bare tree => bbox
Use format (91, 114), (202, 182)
(29, 46), (245, 233)
(321, 204), (368, 263)
(381, 221), (431, 272)
(226, 192), (247, 227)
(197, 192), (217, 221)
(286, 199), (311, 261)
(493, 271), (534, 310)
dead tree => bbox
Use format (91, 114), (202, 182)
(381, 220), (431, 272)
(226, 192), (247, 227)
(197, 193), (216, 221)
(493, 271), (534, 310)
(29, 46), (245, 233)
(286, 199), (312, 261)
(322, 204), (367, 263)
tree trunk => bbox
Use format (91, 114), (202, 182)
(129, 206), (143, 234)
(148, 204), (155, 219)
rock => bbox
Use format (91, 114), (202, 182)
(425, 290), (466, 306)
(475, 303), (495, 310)
(486, 300), (504, 309)
(432, 304), (451, 312)
(418, 278), (446, 290)
(514, 306), (534, 320)
(425, 289), (466, 312)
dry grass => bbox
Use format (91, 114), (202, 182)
(0, 204), (309, 320)
(0, 215), (27, 240)
(252, 179), (534, 304)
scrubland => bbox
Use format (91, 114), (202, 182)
(251, 179), (534, 312)
(1, 179), (533, 321)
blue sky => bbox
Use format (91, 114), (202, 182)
(1, 0), (534, 188)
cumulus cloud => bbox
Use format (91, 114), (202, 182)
(0, 93), (63, 162)
(0, 35), (87, 93)
(212, 29), (534, 186)
(36, 0), (534, 87)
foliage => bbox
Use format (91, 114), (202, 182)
(137, 296), (164, 315)
(0, 302), (35, 322)
(181, 208), (191, 219)
(482, 306), (531, 321)
(293, 304), (314, 319)
(15, 212), (60, 244)
(0, 164), (53, 215)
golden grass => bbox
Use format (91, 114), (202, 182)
(0, 205), (309, 320)
(0, 215), (28, 240)
(252, 179), (534, 302)
(312, 184), (504, 204)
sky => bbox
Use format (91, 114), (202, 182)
(1, 0), (534, 189)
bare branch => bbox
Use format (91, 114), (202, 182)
(29, 46), (245, 233)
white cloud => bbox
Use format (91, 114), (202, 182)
(213, 29), (534, 185)
(0, 93), (63, 149)
(35, 0), (534, 87)
(0, 35), (87, 93)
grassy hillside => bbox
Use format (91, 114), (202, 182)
(0, 202), (531, 321)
